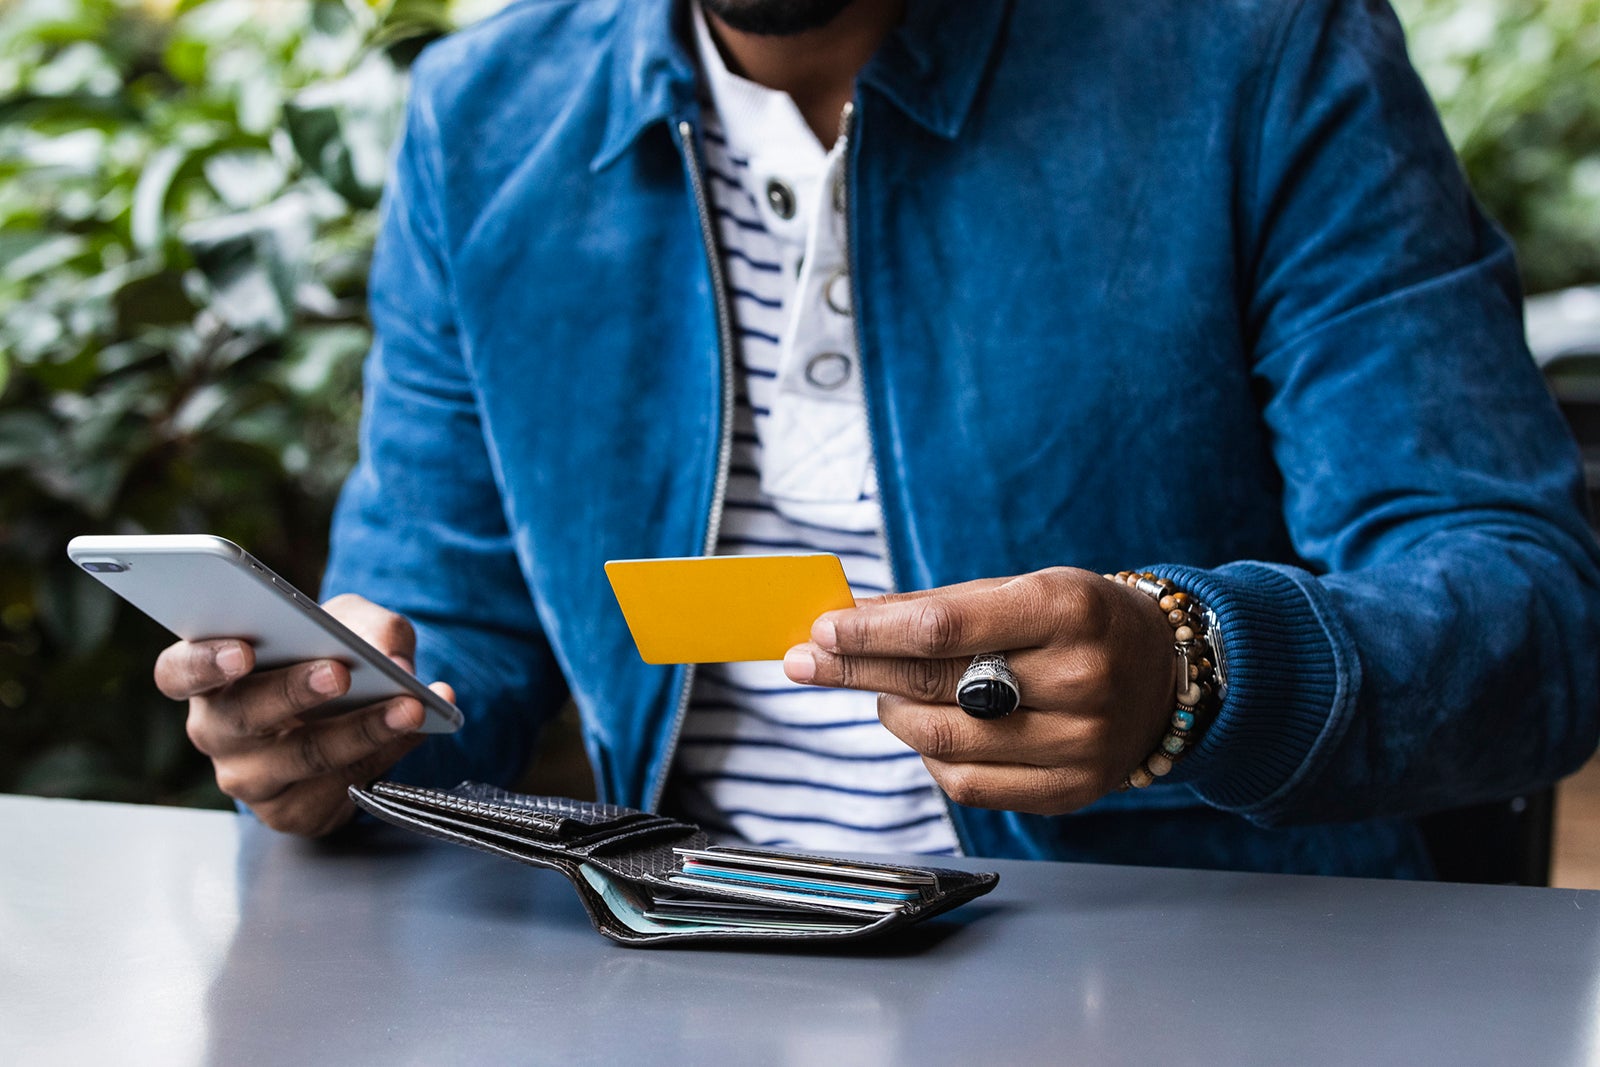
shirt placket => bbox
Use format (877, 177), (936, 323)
(761, 146), (873, 507)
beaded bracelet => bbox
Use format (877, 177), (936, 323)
(1104, 571), (1224, 790)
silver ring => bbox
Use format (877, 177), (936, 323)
(957, 652), (1020, 719)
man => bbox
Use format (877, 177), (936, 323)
(156, 0), (1600, 875)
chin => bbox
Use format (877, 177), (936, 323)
(700, 0), (859, 36)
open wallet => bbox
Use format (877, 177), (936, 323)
(348, 780), (1000, 947)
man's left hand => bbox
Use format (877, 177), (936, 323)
(782, 567), (1180, 815)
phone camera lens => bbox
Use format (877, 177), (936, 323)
(80, 560), (128, 574)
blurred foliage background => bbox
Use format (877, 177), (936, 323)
(0, 0), (494, 805)
(0, 0), (1597, 807)
(1397, 0), (1600, 293)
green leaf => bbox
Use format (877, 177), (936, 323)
(310, 0), (360, 38)
(203, 149), (288, 210)
(112, 267), (196, 331)
(0, 92), (138, 131)
(371, 0), (455, 55)
(163, 34), (208, 86)
(25, 344), (100, 392)
(171, 382), (230, 434)
(282, 322), (370, 395)
(0, 409), (58, 469)
(4, 305), (69, 366)
(180, 193), (319, 336)
(0, 230), (62, 271)
(30, 41), (122, 98)
(0, 233), (89, 284)
(129, 144), (190, 256)
(283, 54), (406, 210)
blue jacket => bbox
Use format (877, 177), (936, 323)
(324, 0), (1600, 876)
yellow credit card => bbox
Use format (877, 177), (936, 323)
(604, 554), (855, 664)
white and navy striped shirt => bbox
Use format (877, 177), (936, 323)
(668, 8), (958, 856)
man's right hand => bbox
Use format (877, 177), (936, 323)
(154, 594), (452, 837)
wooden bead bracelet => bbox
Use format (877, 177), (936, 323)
(1104, 571), (1223, 790)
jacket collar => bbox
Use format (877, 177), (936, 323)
(591, 0), (1013, 170)
(858, 0), (1012, 139)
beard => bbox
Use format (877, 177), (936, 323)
(699, 0), (859, 35)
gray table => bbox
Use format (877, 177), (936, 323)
(3, 794), (1599, 1066)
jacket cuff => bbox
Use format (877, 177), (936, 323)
(1144, 561), (1358, 819)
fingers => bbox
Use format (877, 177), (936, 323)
(785, 645), (967, 702)
(875, 693), (1101, 767)
(155, 639), (255, 700)
(324, 594), (418, 672)
(870, 689), (1114, 816)
(251, 779), (360, 838)
(812, 568), (1105, 659)
(787, 643), (1116, 711)
(162, 595), (442, 838)
(850, 576), (1009, 609)
(214, 696), (426, 806)
(187, 659), (352, 755)
(919, 755), (1107, 816)
(250, 733), (424, 837)
(791, 567), (1184, 817)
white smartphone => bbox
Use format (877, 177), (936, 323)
(66, 534), (463, 733)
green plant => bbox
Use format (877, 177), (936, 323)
(1394, 0), (1600, 294)
(0, 0), (470, 804)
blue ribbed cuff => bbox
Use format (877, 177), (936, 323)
(1144, 560), (1359, 820)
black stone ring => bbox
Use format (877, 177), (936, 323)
(956, 652), (1021, 719)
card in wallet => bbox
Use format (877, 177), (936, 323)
(348, 780), (999, 947)
(603, 553), (855, 663)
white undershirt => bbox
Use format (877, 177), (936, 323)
(667, 7), (959, 855)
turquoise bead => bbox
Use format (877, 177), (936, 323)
(1172, 710), (1196, 731)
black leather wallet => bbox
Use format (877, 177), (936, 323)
(349, 780), (999, 946)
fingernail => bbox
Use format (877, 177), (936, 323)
(784, 647), (816, 683)
(384, 702), (418, 732)
(812, 617), (838, 651)
(310, 662), (341, 696)
(216, 644), (246, 677)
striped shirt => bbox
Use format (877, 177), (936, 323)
(668, 8), (958, 856)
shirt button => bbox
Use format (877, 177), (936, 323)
(805, 351), (853, 391)
(766, 178), (796, 220)
(825, 268), (851, 316)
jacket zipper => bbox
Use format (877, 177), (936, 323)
(837, 101), (969, 856)
(647, 118), (737, 814)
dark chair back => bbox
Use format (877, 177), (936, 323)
(1418, 791), (1553, 885)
